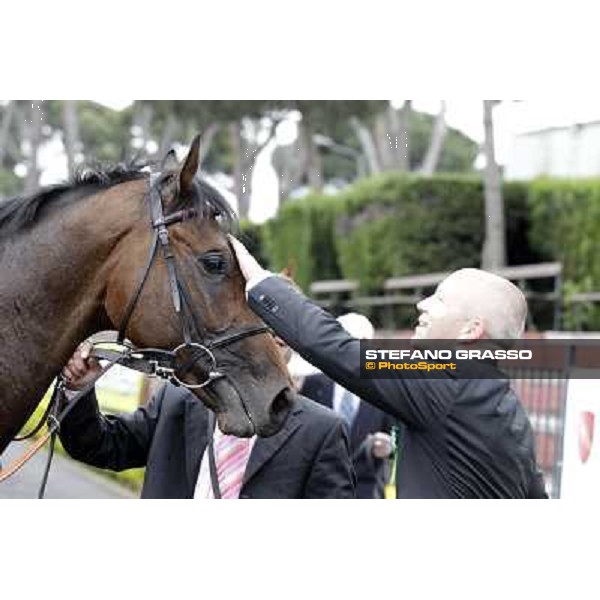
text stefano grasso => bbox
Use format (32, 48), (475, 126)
(364, 349), (533, 361)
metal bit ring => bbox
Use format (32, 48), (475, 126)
(172, 342), (223, 389)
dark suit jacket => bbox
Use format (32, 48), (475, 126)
(59, 383), (356, 499)
(300, 373), (394, 499)
(248, 276), (548, 499)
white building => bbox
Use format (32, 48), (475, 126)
(505, 120), (600, 180)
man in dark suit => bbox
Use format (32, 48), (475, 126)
(59, 343), (355, 499)
(229, 236), (548, 499)
(301, 372), (395, 498)
(299, 313), (395, 499)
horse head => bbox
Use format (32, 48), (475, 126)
(103, 135), (294, 437)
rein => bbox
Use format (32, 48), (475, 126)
(0, 352), (124, 489)
(0, 173), (269, 495)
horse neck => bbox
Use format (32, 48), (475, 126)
(0, 180), (147, 434)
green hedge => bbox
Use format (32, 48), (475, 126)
(239, 219), (270, 269)
(262, 194), (344, 291)
(263, 175), (535, 291)
(0, 168), (21, 199)
(259, 174), (600, 329)
(527, 178), (600, 328)
(335, 174), (483, 292)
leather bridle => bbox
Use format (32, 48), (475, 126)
(109, 171), (271, 389)
(0, 173), (271, 493)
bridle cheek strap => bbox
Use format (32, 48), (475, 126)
(116, 180), (196, 344)
(115, 175), (270, 389)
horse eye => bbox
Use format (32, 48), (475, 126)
(200, 253), (227, 275)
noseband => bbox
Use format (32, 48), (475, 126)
(112, 172), (270, 389)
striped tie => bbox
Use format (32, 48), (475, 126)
(214, 434), (251, 499)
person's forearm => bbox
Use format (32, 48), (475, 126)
(247, 276), (405, 419)
(248, 277), (361, 384)
(247, 276), (451, 428)
(59, 389), (154, 471)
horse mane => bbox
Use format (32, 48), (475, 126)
(0, 162), (238, 236)
(190, 177), (239, 234)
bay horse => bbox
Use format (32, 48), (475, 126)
(0, 136), (293, 456)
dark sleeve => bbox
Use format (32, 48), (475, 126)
(58, 385), (165, 471)
(304, 419), (356, 499)
(249, 276), (454, 429)
(528, 468), (549, 499)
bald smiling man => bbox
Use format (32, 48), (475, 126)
(413, 268), (528, 343)
(229, 237), (548, 499)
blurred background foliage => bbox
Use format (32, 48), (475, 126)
(2, 100), (599, 329)
(0, 100), (477, 208)
(247, 175), (600, 330)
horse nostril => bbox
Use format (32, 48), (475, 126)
(271, 388), (293, 419)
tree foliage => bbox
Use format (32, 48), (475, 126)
(0, 101), (478, 217)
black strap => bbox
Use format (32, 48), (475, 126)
(172, 324), (271, 384)
(92, 346), (176, 377)
(209, 325), (271, 350)
(116, 179), (195, 345)
(117, 229), (160, 343)
(37, 392), (61, 499)
(36, 355), (123, 498)
(176, 271), (206, 343)
(35, 379), (64, 498)
(150, 184), (190, 343)
(206, 411), (222, 499)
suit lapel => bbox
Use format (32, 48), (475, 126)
(184, 396), (209, 491)
(184, 395), (304, 490)
(323, 377), (335, 409)
(243, 403), (302, 485)
(350, 399), (367, 447)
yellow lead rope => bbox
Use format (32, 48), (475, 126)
(384, 425), (400, 499)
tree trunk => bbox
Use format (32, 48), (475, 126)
(395, 100), (411, 172)
(229, 121), (247, 218)
(302, 118), (323, 191)
(240, 117), (281, 219)
(132, 103), (153, 156)
(374, 109), (393, 170)
(275, 132), (308, 205)
(0, 101), (16, 167)
(350, 116), (381, 174)
(24, 101), (43, 194)
(63, 100), (80, 178)
(481, 100), (506, 269)
(419, 101), (447, 175)
(372, 101), (411, 172)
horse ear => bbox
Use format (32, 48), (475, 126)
(161, 149), (179, 172)
(179, 134), (201, 196)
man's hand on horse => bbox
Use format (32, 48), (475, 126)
(228, 235), (268, 283)
(62, 341), (102, 390)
